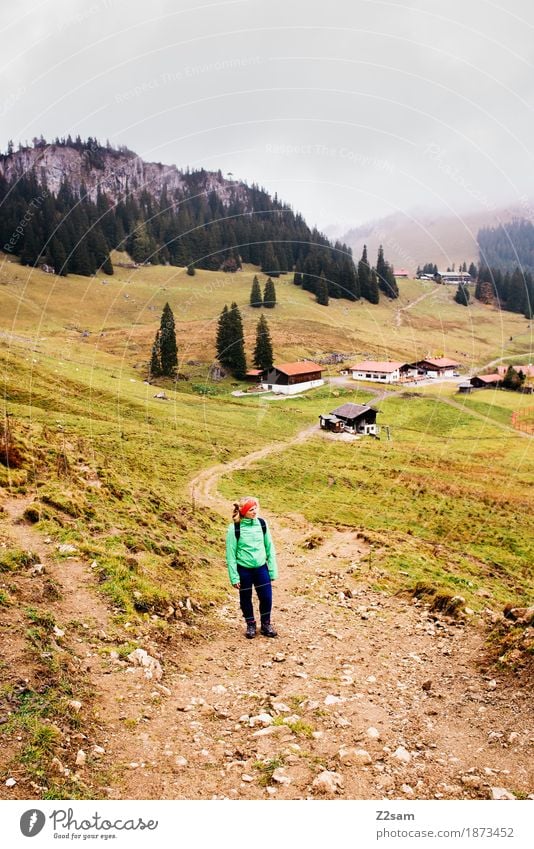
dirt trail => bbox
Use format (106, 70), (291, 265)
(1, 432), (532, 801)
(394, 288), (438, 327)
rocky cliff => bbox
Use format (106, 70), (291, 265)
(0, 142), (250, 209)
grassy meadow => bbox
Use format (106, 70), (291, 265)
(1, 255), (532, 794)
(1, 253), (533, 617)
(219, 390), (533, 609)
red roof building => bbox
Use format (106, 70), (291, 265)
(262, 361), (324, 395)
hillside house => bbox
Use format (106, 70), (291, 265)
(350, 360), (406, 383)
(262, 362), (323, 395)
(496, 364), (534, 379)
(325, 403), (379, 435)
(470, 373), (501, 388)
(436, 271), (472, 284)
(245, 368), (264, 382)
(409, 357), (460, 378)
(395, 268), (409, 278)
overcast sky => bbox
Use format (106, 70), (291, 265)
(2, 0), (534, 232)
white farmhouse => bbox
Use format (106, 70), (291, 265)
(350, 360), (405, 383)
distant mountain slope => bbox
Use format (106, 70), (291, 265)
(339, 206), (531, 274)
(0, 137), (360, 300)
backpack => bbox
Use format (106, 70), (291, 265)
(234, 517), (266, 541)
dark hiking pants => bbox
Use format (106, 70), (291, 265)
(237, 563), (272, 625)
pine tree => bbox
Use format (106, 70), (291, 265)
(263, 277), (276, 308)
(376, 245), (387, 290)
(454, 283), (470, 306)
(187, 263), (195, 276)
(49, 237), (67, 276)
(367, 268), (380, 304)
(468, 262), (477, 278)
(376, 245), (399, 298)
(261, 242), (280, 277)
(216, 305), (232, 369)
(158, 302), (178, 376)
(227, 302), (247, 378)
(250, 275), (263, 307)
(501, 365), (525, 391)
(149, 332), (162, 379)
(216, 303), (247, 378)
(506, 268), (526, 314)
(253, 314), (274, 371)
(316, 274), (329, 306)
(358, 245), (377, 303)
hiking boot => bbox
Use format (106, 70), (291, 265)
(260, 622), (277, 638)
(245, 622), (257, 639)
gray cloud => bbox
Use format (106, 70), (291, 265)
(2, 0), (534, 231)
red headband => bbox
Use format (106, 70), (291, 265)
(239, 499), (257, 517)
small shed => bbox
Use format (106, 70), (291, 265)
(458, 382), (473, 394)
(319, 414), (344, 433)
(245, 368), (264, 382)
(329, 403), (379, 435)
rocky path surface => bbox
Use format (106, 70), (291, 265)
(1, 432), (532, 801)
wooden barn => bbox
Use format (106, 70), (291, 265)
(409, 357), (460, 378)
(470, 373), (501, 388)
(327, 403), (379, 436)
(318, 414), (344, 433)
(262, 361), (323, 395)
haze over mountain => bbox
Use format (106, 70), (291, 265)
(337, 204), (534, 275)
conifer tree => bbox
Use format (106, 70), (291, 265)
(158, 302), (178, 376)
(316, 274), (329, 306)
(149, 332), (162, 379)
(253, 314), (274, 371)
(454, 283), (470, 306)
(358, 245), (375, 303)
(368, 269), (380, 304)
(187, 263), (195, 276)
(49, 237), (68, 276)
(227, 302), (247, 378)
(501, 365), (525, 391)
(506, 268), (526, 314)
(263, 277), (276, 308)
(216, 305), (232, 369)
(216, 303), (247, 378)
(250, 275), (263, 307)
(376, 245), (399, 298)
(261, 242), (280, 277)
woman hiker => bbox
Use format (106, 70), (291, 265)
(226, 496), (278, 639)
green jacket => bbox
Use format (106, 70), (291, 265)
(226, 518), (278, 586)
